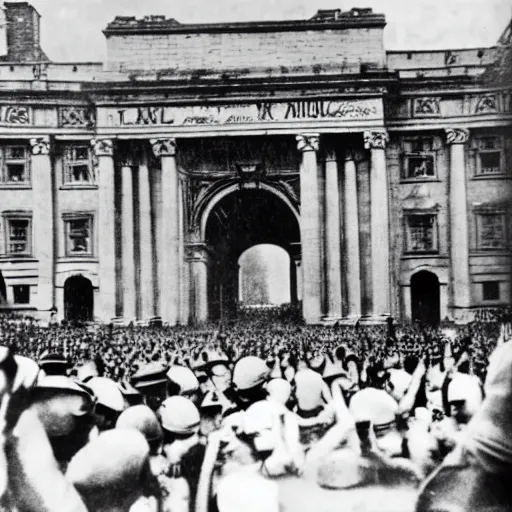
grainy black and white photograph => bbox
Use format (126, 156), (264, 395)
(0, 0), (510, 510)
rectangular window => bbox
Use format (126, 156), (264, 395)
(405, 214), (438, 253)
(64, 215), (93, 256)
(482, 281), (500, 301)
(1, 145), (30, 185)
(402, 137), (436, 180)
(4, 217), (31, 255)
(63, 145), (94, 185)
(477, 213), (506, 249)
(475, 136), (505, 176)
(13, 285), (30, 304)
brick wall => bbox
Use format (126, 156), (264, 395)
(106, 27), (386, 72)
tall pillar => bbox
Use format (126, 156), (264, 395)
(364, 130), (390, 317)
(138, 148), (155, 319)
(297, 133), (322, 323)
(289, 258), (298, 305)
(446, 128), (471, 313)
(343, 153), (362, 317)
(92, 139), (116, 321)
(188, 244), (209, 324)
(121, 153), (136, 321)
(178, 182), (189, 324)
(324, 150), (342, 319)
(151, 138), (180, 325)
(30, 136), (54, 312)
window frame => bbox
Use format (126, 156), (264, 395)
(482, 281), (500, 302)
(63, 212), (94, 257)
(403, 211), (439, 255)
(475, 210), (508, 251)
(62, 144), (96, 188)
(0, 144), (31, 187)
(400, 136), (438, 182)
(2, 212), (33, 257)
(472, 134), (509, 179)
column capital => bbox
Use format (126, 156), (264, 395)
(324, 149), (337, 162)
(296, 133), (319, 153)
(150, 138), (176, 158)
(344, 150), (355, 162)
(91, 138), (114, 157)
(29, 136), (51, 156)
(445, 128), (469, 145)
(364, 130), (388, 150)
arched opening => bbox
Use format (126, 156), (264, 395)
(0, 271), (6, 306)
(238, 244), (291, 306)
(205, 188), (300, 322)
(411, 270), (440, 326)
(64, 275), (93, 321)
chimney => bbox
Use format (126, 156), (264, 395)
(3, 2), (49, 61)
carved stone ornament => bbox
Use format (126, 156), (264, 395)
(363, 130), (388, 150)
(150, 138), (176, 158)
(29, 136), (50, 156)
(474, 94), (498, 114)
(413, 97), (441, 117)
(445, 128), (469, 145)
(59, 106), (96, 128)
(91, 138), (114, 157)
(296, 134), (319, 153)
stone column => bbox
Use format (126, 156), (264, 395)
(364, 130), (390, 317)
(92, 138), (116, 321)
(446, 128), (471, 312)
(121, 151), (136, 322)
(289, 259), (298, 305)
(188, 244), (209, 324)
(151, 138), (180, 325)
(343, 153), (362, 317)
(297, 133), (322, 323)
(30, 136), (54, 312)
(138, 147), (155, 319)
(324, 150), (342, 319)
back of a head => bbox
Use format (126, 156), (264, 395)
(116, 405), (163, 446)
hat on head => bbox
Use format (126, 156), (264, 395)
(217, 471), (279, 512)
(349, 388), (398, 427)
(232, 356), (269, 391)
(322, 359), (349, 384)
(448, 373), (483, 415)
(158, 396), (200, 435)
(317, 449), (375, 489)
(77, 361), (99, 383)
(191, 349), (230, 372)
(166, 365), (199, 394)
(266, 378), (291, 406)
(116, 405), (163, 444)
(66, 429), (150, 512)
(30, 375), (95, 437)
(199, 390), (225, 412)
(131, 362), (168, 391)
(39, 352), (69, 376)
(388, 369), (412, 402)
(87, 377), (125, 413)
(308, 353), (327, 374)
(294, 369), (325, 411)
(13, 355), (41, 392)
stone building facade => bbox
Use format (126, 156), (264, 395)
(0, 3), (510, 324)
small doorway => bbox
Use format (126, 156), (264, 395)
(0, 271), (6, 305)
(411, 271), (440, 326)
(64, 275), (93, 321)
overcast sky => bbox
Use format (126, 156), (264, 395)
(26, 0), (512, 62)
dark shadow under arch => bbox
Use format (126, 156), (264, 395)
(64, 275), (93, 321)
(411, 270), (440, 326)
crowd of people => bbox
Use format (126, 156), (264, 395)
(0, 307), (510, 511)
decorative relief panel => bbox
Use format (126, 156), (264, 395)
(412, 97), (441, 117)
(58, 106), (96, 128)
(474, 94), (499, 114)
(0, 106), (30, 125)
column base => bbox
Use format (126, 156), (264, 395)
(335, 316), (361, 327)
(321, 316), (343, 326)
(358, 314), (391, 326)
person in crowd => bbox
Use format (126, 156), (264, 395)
(131, 362), (169, 412)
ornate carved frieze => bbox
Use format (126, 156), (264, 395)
(296, 134), (319, 153)
(363, 130), (388, 150)
(91, 138), (114, 157)
(58, 106), (96, 128)
(413, 97), (441, 117)
(0, 106), (30, 125)
(445, 128), (469, 145)
(474, 94), (498, 114)
(29, 136), (51, 156)
(150, 138), (176, 158)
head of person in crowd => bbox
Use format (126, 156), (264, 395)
(76, 361), (99, 383)
(366, 361), (390, 390)
(87, 376), (125, 431)
(231, 356), (270, 410)
(118, 380), (144, 408)
(116, 405), (163, 457)
(201, 350), (232, 393)
(266, 378), (292, 406)
(158, 396), (201, 448)
(30, 375), (96, 469)
(131, 362), (168, 412)
(350, 387), (403, 458)
(38, 352), (70, 376)
(66, 429), (154, 512)
(166, 364), (201, 406)
(447, 372), (483, 426)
